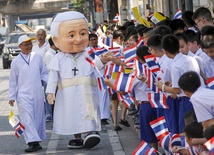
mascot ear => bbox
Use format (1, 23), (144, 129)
(52, 36), (59, 48)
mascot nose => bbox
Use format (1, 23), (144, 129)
(75, 35), (83, 42)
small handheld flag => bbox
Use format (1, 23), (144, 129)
(113, 14), (120, 23)
(206, 76), (214, 90)
(132, 140), (157, 155)
(204, 136), (214, 153)
(173, 9), (182, 19)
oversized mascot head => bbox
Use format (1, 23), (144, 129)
(51, 11), (89, 53)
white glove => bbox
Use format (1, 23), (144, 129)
(47, 93), (55, 105)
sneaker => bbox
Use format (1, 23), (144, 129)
(120, 119), (130, 127)
(83, 131), (100, 148)
(114, 125), (122, 131)
(101, 119), (109, 125)
(68, 139), (84, 149)
(128, 108), (138, 115)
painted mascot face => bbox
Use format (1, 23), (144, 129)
(53, 19), (89, 53)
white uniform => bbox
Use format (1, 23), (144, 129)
(9, 52), (48, 144)
(187, 50), (205, 73)
(190, 87), (214, 122)
(46, 50), (104, 135)
(204, 57), (214, 78)
(32, 41), (50, 58)
(44, 48), (57, 67)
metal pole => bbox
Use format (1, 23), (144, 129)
(185, 0), (193, 11)
(177, 0), (182, 9)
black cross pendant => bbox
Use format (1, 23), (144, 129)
(72, 67), (78, 76)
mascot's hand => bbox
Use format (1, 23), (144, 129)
(47, 93), (55, 105)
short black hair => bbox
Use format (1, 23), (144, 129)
(204, 124), (214, 140)
(89, 33), (98, 40)
(155, 19), (172, 27)
(182, 11), (196, 27)
(48, 37), (55, 46)
(147, 34), (162, 50)
(184, 110), (197, 125)
(169, 19), (186, 33)
(136, 45), (151, 62)
(201, 35), (214, 49)
(183, 30), (200, 44)
(176, 33), (188, 43)
(183, 122), (204, 139)
(152, 25), (172, 37)
(113, 30), (124, 40)
(178, 71), (201, 93)
(136, 26), (147, 37)
(192, 7), (213, 23)
(201, 25), (214, 37)
(161, 34), (180, 54)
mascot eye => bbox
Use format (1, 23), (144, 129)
(69, 34), (74, 38)
(81, 32), (86, 36)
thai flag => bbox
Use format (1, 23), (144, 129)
(15, 123), (25, 138)
(108, 87), (116, 95)
(113, 14), (120, 22)
(133, 59), (145, 76)
(188, 146), (200, 155)
(108, 47), (122, 57)
(148, 93), (168, 109)
(97, 77), (107, 90)
(149, 116), (170, 140)
(85, 48), (96, 67)
(158, 134), (171, 152)
(117, 93), (135, 108)
(104, 65), (112, 77)
(147, 70), (160, 93)
(114, 72), (135, 93)
(94, 47), (108, 56)
(110, 63), (124, 74)
(173, 9), (182, 19)
(206, 76), (214, 90)
(132, 140), (157, 155)
(136, 37), (144, 48)
(144, 55), (161, 73)
(102, 36), (113, 47)
(170, 134), (182, 147)
(123, 45), (137, 63)
(204, 136), (214, 153)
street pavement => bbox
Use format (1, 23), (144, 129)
(0, 55), (141, 155)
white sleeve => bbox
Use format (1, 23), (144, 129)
(46, 70), (58, 94)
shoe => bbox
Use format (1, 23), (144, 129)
(37, 143), (43, 150)
(68, 139), (84, 149)
(128, 109), (138, 115)
(114, 125), (122, 131)
(101, 119), (109, 125)
(120, 119), (130, 127)
(24, 145), (39, 152)
(83, 131), (100, 148)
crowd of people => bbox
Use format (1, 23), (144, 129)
(8, 6), (214, 155)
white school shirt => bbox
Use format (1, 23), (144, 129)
(44, 48), (57, 67)
(187, 50), (205, 73)
(9, 52), (48, 143)
(171, 53), (203, 97)
(195, 48), (209, 61)
(133, 77), (149, 102)
(32, 41), (50, 58)
(157, 54), (172, 83)
(190, 87), (214, 122)
(204, 57), (214, 78)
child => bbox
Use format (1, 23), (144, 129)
(169, 19), (187, 34)
(156, 34), (205, 133)
(178, 71), (214, 127)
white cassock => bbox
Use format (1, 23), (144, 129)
(46, 50), (104, 135)
(9, 52), (48, 144)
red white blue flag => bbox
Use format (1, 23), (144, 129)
(148, 93), (168, 109)
(102, 36), (113, 47)
(113, 14), (120, 22)
(85, 48), (96, 67)
(204, 136), (214, 153)
(170, 134), (182, 147)
(108, 47), (122, 57)
(123, 45), (137, 63)
(206, 76), (214, 90)
(114, 72), (135, 93)
(110, 63), (124, 74)
(117, 93), (135, 108)
(97, 77), (107, 90)
(133, 59), (146, 76)
(173, 9), (182, 19)
(136, 37), (144, 48)
(144, 55), (161, 73)
(94, 47), (108, 56)
(188, 146), (200, 155)
(15, 123), (25, 138)
(108, 87), (116, 95)
(147, 69), (160, 93)
(158, 134), (171, 152)
(149, 116), (170, 140)
(132, 140), (157, 155)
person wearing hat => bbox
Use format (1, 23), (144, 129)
(8, 34), (48, 152)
